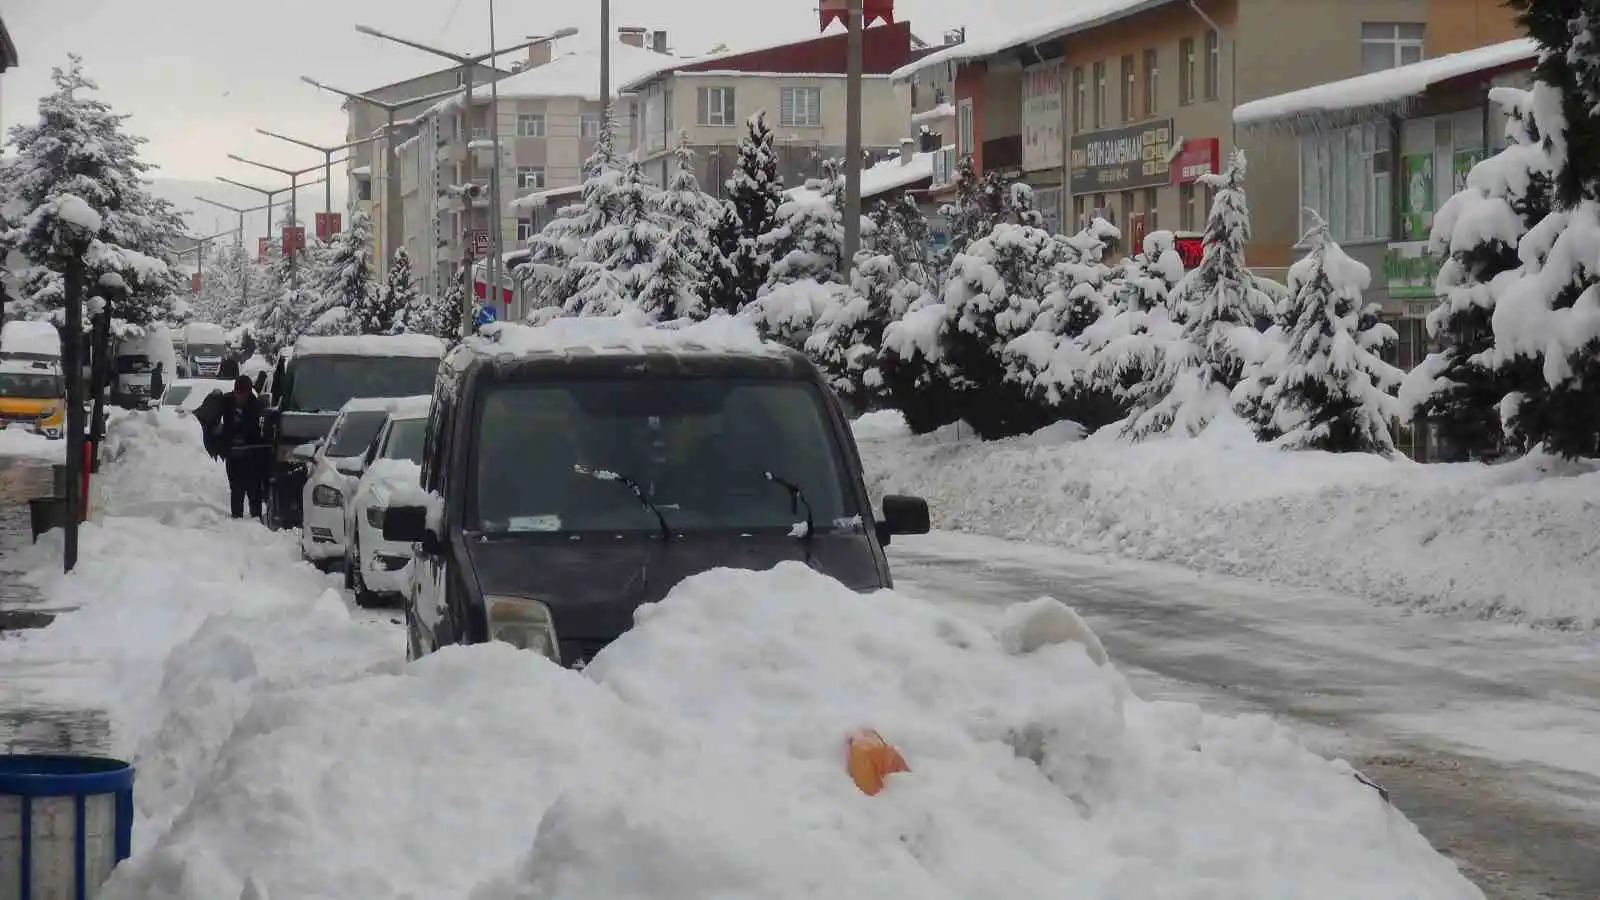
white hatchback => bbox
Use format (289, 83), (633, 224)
(298, 397), (406, 567)
(343, 399), (430, 607)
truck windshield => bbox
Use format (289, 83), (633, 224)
(469, 379), (856, 535)
(0, 372), (63, 399)
(384, 418), (427, 465)
(116, 356), (152, 375)
(188, 343), (227, 358)
(286, 356), (439, 413)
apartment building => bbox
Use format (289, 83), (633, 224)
(393, 32), (675, 312)
(0, 14), (18, 137)
(891, 0), (1460, 269)
(618, 22), (931, 198)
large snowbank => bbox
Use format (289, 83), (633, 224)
(0, 425), (65, 461)
(856, 413), (1600, 628)
(98, 560), (1478, 900)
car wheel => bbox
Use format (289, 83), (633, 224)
(350, 535), (382, 609)
(342, 543), (355, 590)
(404, 602), (425, 662)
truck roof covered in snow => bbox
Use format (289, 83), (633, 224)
(463, 316), (785, 361)
(0, 320), (61, 356)
(293, 334), (446, 359)
(384, 394), (434, 419)
(338, 394), (433, 415)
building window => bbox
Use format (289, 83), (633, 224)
(1179, 37), (1197, 105)
(1121, 55), (1136, 122)
(1144, 186), (1159, 232)
(1362, 23), (1425, 73)
(1074, 195), (1091, 229)
(516, 114), (546, 137)
(516, 166), (546, 190)
(1298, 121), (1393, 242)
(1072, 66), (1086, 130)
(516, 218), (535, 242)
(696, 87), (737, 126)
(581, 114), (602, 142)
(1093, 60), (1107, 128)
(957, 98), (975, 157)
(1179, 182), (1196, 231)
(1203, 28), (1220, 100)
(780, 87), (823, 127)
(1142, 48), (1159, 118)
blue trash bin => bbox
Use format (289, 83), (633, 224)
(0, 755), (134, 900)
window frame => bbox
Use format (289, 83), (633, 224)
(696, 86), (737, 127)
(1093, 60), (1108, 129)
(779, 86), (823, 128)
(1361, 22), (1426, 74)
(516, 166), (546, 191)
(1121, 54), (1136, 122)
(1072, 66), (1086, 130)
(1179, 37), (1197, 105)
(515, 113), (546, 138)
(516, 218), (536, 242)
(957, 98), (975, 157)
(1296, 120), (1395, 243)
(1203, 29), (1220, 100)
(1142, 48), (1159, 118)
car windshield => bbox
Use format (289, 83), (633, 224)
(470, 379), (857, 535)
(162, 385), (194, 406)
(384, 418), (427, 465)
(0, 372), (62, 399)
(326, 410), (392, 458)
(188, 343), (227, 357)
(116, 355), (152, 375)
(287, 356), (439, 413)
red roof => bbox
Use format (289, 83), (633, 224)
(653, 21), (920, 81)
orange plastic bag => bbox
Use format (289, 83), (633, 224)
(846, 728), (909, 796)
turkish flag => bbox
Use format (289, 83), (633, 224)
(820, 0), (893, 30)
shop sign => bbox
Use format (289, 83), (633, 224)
(1070, 118), (1174, 193)
(1021, 61), (1064, 171)
(1171, 138), (1219, 184)
(1385, 240), (1442, 299)
(1174, 233), (1204, 269)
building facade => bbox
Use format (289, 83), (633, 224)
(0, 14), (17, 138)
(620, 22), (932, 198)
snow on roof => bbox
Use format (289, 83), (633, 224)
(350, 166), (372, 178)
(425, 41), (674, 118)
(911, 103), (955, 125)
(510, 181), (585, 212)
(386, 394), (434, 419)
(340, 395), (421, 414)
(470, 313), (783, 359)
(293, 334), (446, 359)
(784, 149), (940, 203)
(1234, 38), (1538, 131)
(616, 23), (908, 94)
(890, 0), (1175, 81)
(1, 320), (60, 355)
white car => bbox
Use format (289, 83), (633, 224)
(158, 378), (235, 414)
(343, 397), (431, 607)
(298, 397), (406, 568)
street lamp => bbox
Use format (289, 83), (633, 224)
(174, 227), (240, 298)
(254, 128), (376, 219)
(226, 154), (346, 233)
(215, 175), (327, 289)
(353, 22), (578, 336)
(300, 77), (466, 273)
(195, 194), (291, 315)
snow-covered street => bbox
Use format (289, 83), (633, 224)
(888, 531), (1600, 900)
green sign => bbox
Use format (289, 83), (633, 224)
(1400, 153), (1435, 241)
(1452, 148), (1487, 194)
(1384, 241), (1442, 299)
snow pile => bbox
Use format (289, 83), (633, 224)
(100, 563), (1478, 900)
(0, 425), (64, 460)
(857, 415), (1600, 628)
(292, 333), (445, 358)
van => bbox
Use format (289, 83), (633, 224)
(381, 319), (930, 665)
(0, 358), (66, 439)
(0, 320), (62, 367)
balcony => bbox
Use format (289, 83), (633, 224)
(982, 135), (1022, 173)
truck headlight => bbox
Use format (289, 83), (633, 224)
(366, 505), (386, 529)
(486, 595), (560, 663)
(312, 484), (343, 507)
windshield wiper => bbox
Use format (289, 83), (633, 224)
(574, 464), (671, 541)
(764, 471), (814, 544)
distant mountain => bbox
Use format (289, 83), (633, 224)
(147, 177), (350, 242)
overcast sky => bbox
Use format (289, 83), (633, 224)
(1, 0), (1045, 184)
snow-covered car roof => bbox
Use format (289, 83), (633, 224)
(337, 395), (426, 415)
(464, 315), (786, 363)
(384, 394), (433, 420)
(293, 334), (446, 359)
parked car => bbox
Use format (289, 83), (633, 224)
(382, 323), (930, 665)
(0, 358), (66, 439)
(264, 334), (445, 530)
(298, 397), (406, 569)
(158, 378), (234, 415)
(343, 396), (431, 607)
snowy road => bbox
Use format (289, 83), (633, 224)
(889, 531), (1600, 900)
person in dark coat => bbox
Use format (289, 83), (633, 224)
(219, 355), (241, 379)
(212, 375), (269, 519)
(148, 362), (165, 408)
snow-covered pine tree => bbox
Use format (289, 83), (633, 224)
(1253, 216), (1402, 453)
(1469, 1), (1600, 457)
(1400, 87), (1552, 459)
(937, 155), (999, 270)
(938, 223), (1066, 439)
(362, 245), (416, 335)
(1086, 229), (1188, 409)
(749, 159), (846, 347)
(705, 111), (784, 314)
(311, 212), (381, 334)
(566, 161), (666, 316)
(1124, 150), (1275, 440)
(0, 57), (183, 327)
(518, 111), (624, 314)
(402, 271), (466, 342)
(639, 137), (720, 321)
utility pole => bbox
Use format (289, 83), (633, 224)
(195, 195), (290, 316)
(351, 22), (577, 337)
(254, 128), (377, 219)
(226, 156), (344, 290)
(600, 0), (611, 127)
(175, 227), (239, 298)
(842, 0), (863, 280)
(301, 78), (468, 274)
(62, 257), (84, 572)
(487, 0), (506, 319)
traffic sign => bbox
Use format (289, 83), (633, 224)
(474, 303), (498, 327)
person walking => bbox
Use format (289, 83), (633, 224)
(148, 361), (165, 408)
(213, 375), (268, 520)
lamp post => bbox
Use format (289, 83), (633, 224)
(843, 0), (863, 279)
(226, 155), (346, 238)
(300, 78), (467, 274)
(214, 175), (327, 289)
(174, 227), (240, 298)
(352, 22), (578, 337)
(254, 128), (377, 220)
